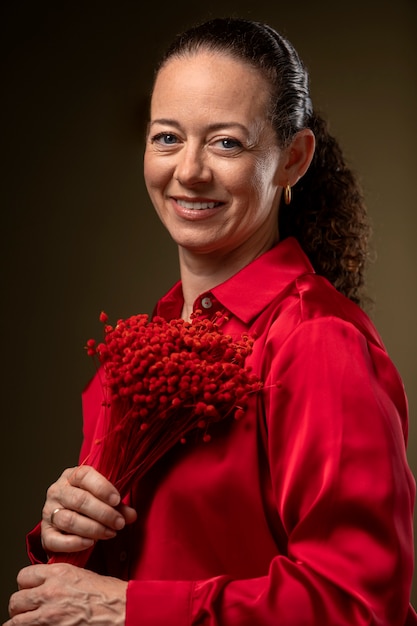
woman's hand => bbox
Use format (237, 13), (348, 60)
(41, 465), (137, 554)
(5, 563), (127, 626)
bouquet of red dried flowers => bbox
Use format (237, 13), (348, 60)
(50, 310), (262, 567)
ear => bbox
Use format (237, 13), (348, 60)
(279, 129), (315, 186)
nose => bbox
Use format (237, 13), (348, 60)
(174, 143), (212, 186)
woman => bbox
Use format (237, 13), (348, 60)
(5, 17), (416, 626)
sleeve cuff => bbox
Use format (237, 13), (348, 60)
(26, 521), (48, 564)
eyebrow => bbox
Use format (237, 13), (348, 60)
(149, 119), (249, 134)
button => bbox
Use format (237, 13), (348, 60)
(119, 551), (127, 562)
(201, 296), (212, 309)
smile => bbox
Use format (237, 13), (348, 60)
(176, 199), (222, 210)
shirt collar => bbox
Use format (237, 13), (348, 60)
(155, 237), (315, 323)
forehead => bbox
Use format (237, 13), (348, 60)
(151, 51), (270, 118)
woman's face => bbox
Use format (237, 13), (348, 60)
(144, 51), (286, 264)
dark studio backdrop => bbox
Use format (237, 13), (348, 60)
(1, 0), (416, 617)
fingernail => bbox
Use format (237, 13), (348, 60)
(109, 493), (120, 507)
(104, 528), (117, 538)
(114, 516), (125, 530)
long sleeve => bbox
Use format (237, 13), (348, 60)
(125, 316), (415, 625)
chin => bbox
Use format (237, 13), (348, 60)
(175, 234), (225, 254)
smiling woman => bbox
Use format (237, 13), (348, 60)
(5, 16), (416, 626)
(144, 50), (301, 282)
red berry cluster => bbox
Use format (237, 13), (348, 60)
(83, 310), (263, 502)
(87, 311), (261, 435)
(83, 310), (263, 501)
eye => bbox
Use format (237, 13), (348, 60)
(213, 137), (243, 150)
(151, 132), (180, 146)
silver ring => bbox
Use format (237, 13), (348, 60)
(50, 507), (63, 526)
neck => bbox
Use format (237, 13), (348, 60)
(180, 259), (227, 320)
(178, 239), (276, 320)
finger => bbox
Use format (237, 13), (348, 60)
(53, 501), (124, 533)
(43, 467), (126, 532)
(16, 564), (49, 590)
(65, 465), (121, 506)
(5, 610), (43, 626)
(44, 465), (120, 520)
(63, 466), (124, 528)
(41, 508), (120, 555)
(8, 588), (38, 617)
(41, 523), (96, 554)
(47, 504), (123, 537)
(41, 502), (137, 554)
(42, 509), (118, 552)
(117, 503), (138, 525)
(41, 506), (122, 555)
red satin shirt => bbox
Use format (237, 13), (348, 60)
(28, 237), (416, 625)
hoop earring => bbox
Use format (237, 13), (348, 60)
(284, 183), (292, 205)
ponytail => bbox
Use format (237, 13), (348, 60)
(279, 112), (372, 306)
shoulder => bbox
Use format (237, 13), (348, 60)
(249, 270), (385, 362)
(279, 272), (384, 350)
(259, 274), (408, 427)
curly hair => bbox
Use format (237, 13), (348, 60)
(279, 113), (371, 304)
(155, 17), (372, 306)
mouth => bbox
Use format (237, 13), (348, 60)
(176, 199), (223, 211)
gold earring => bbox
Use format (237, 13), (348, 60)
(284, 183), (292, 205)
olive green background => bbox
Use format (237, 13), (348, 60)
(1, 0), (416, 618)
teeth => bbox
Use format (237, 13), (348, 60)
(177, 200), (219, 210)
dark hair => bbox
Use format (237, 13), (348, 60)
(155, 17), (371, 306)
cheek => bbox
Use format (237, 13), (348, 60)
(219, 161), (257, 198)
(252, 154), (280, 199)
(143, 153), (169, 195)
(224, 154), (276, 201)
(143, 153), (157, 192)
